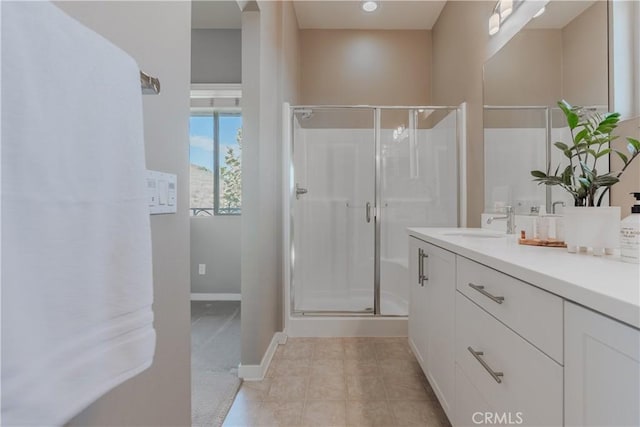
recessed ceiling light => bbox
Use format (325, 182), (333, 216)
(361, 1), (378, 13)
(533, 6), (546, 18)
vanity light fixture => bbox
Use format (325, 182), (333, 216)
(489, 0), (521, 36)
(361, 0), (378, 12)
(499, 0), (513, 19)
(533, 6), (546, 18)
(489, 12), (500, 36)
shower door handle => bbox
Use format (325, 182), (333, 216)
(366, 202), (372, 223)
(295, 184), (308, 199)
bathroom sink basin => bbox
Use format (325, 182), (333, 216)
(442, 231), (505, 238)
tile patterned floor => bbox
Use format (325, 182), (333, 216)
(223, 337), (451, 427)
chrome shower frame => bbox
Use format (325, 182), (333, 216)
(285, 104), (465, 320)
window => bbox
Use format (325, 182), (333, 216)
(189, 110), (242, 216)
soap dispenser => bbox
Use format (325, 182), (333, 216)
(620, 192), (640, 264)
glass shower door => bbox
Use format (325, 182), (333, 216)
(378, 108), (459, 315)
(292, 108), (376, 313)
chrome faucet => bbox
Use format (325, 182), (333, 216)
(487, 206), (516, 234)
(552, 201), (565, 214)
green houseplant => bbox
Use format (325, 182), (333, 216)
(531, 100), (640, 207)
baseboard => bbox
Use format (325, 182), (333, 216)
(190, 293), (241, 301)
(238, 332), (287, 381)
(286, 316), (407, 337)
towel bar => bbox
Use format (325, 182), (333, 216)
(140, 70), (160, 95)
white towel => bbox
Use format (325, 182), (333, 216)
(1, 2), (155, 425)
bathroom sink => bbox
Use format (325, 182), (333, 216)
(442, 231), (505, 238)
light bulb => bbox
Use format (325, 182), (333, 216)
(489, 12), (500, 36)
(533, 6), (546, 18)
(500, 0), (513, 19)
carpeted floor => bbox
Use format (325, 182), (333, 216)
(191, 301), (242, 427)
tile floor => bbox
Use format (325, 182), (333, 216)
(223, 337), (451, 427)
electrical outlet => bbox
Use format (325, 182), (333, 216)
(198, 264), (206, 275)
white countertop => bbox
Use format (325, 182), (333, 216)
(408, 227), (640, 329)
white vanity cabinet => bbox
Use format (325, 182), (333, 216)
(408, 237), (456, 419)
(408, 229), (640, 427)
(564, 302), (640, 427)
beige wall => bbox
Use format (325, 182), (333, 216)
(562, 1), (608, 106)
(431, 0), (495, 227)
(611, 117), (640, 215)
(299, 30), (431, 106)
(56, 2), (192, 426)
(484, 29), (562, 107)
(241, 0), (300, 366)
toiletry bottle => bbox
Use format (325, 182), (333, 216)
(530, 205), (540, 239)
(620, 193), (640, 264)
(537, 205), (549, 240)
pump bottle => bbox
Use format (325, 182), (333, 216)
(620, 193), (640, 264)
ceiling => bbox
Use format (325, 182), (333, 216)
(292, 0), (447, 30)
(525, 0), (597, 30)
(192, 1), (242, 30)
(192, 0), (447, 31)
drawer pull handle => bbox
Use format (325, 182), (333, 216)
(468, 283), (504, 304)
(418, 248), (428, 286)
(418, 248), (423, 286)
(468, 346), (504, 384)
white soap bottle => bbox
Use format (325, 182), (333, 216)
(620, 192), (640, 264)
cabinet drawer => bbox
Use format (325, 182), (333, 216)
(456, 256), (563, 363)
(455, 292), (563, 427)
(454, 363), (493, 427)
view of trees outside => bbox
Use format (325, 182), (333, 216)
(189, 113), (242, 215)
(219, 127), (242, 213)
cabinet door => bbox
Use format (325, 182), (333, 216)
(565, 302), (640, 427)
(408, 237), (427, 368)
(423, 243), (456, 419)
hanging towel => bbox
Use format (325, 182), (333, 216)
(1, 2), (155, 425)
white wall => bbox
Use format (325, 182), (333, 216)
(189, 28), (242, 295)
(55, 2), (191, 425)
(610, 0), (640, 119)
(484, 128), (547, 213)
(190, 215), (241, 294)
(191, 29), (241, 84)
(240, 0), (300, 366)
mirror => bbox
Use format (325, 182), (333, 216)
(483, 0), (609, 215)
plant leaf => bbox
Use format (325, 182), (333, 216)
(574, 129), (589, 144)
(531, 170), (547, 178)
(578, 177), (591, 188)
(558, 100), (579, 129)
(554, 142), (569, 151)
(561, 165), (573, 185)
(615, 150), (629, 165)
(595, 148), (612, 159)
(593, 175), (619, 187)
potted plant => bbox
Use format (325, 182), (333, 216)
(532, 100), (639, 207)
(531, 100), (640, 254)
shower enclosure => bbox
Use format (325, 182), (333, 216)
(286, 105), (463, 322)
(483, 105), (610, 215)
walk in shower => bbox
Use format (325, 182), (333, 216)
(284, 105), (465, 334)
(484, 105), (609, 216)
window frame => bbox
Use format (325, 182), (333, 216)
(213, 112), (242, 216)
(189, 84), (242, 217)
